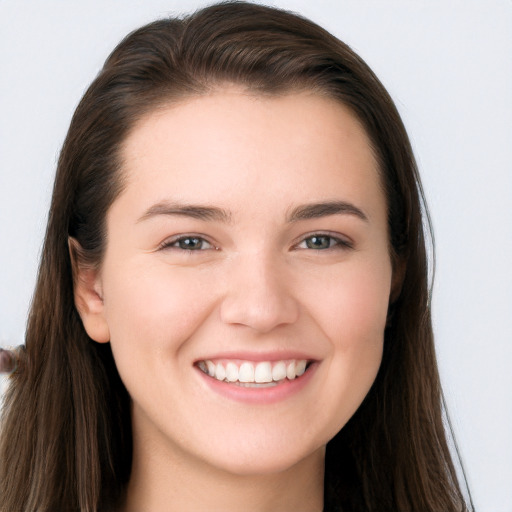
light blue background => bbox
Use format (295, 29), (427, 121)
(1, 2), (511, 510)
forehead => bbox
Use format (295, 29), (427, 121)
(118, 89), (384, 223)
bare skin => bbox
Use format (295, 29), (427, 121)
(75, 88), (393, 511)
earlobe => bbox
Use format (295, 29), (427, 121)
(68, 237), (110, 344)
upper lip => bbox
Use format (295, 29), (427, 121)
(194, 350), (319, 363)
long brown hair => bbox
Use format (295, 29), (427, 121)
(0, 2), (472, 511)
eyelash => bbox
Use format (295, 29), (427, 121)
(158, 235), (215, 252)
(158, 233), (353, 252)
(295, 233), (353, 251)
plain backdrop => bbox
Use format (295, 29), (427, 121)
(1, 1), (511, 510)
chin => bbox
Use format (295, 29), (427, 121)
(198, 439), (326, 478)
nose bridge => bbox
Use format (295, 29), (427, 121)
(220, 249), (299, 332)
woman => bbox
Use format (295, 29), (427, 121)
(0, 2), (472, 511)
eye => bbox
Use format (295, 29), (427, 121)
(160, 236), (214, 251)
(297, 234), (352, 250)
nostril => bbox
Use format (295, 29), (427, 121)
(220, 291), (299, 333)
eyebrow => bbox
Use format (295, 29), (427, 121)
(137, 201), (232, 224)
(286, 201), (368, 223)
(137, 199), (368, 224)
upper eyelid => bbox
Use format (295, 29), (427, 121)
(296, 238), (351, 250)
(294, 231), (354, 248)
(157, 231), (353, 250)
(158, 234), (214, 250)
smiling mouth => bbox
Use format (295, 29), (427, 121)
(196, 359), (313, 387)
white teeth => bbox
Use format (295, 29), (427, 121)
(215, 363), (226, 381)
(236, 381), (277, 388)
(225, 362), (238, 382)
(206, 360), (216, 377)
(198, 359), (310, 384)
(254, 362), (273, 383)
(239, 362), (255, 383)
(295, 360), (307, 377)
(286, 361), (296, 380)
(272, 361), (287, 381)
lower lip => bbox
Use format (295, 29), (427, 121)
(195, 362), (318, 405)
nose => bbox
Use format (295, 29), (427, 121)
(220, 252), (299, 333)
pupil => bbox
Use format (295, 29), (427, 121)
(307, 236), (329, 249)
(180, 238), (201, 249)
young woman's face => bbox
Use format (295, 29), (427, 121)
(81, 89), (393, 475)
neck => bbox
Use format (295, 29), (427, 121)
(120, 423), (325, 512)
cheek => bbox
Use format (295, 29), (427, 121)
(301, 260), (390, 431)
(101, 261), (220, 357)
(101, 262), (223, 417)
(325, 267), (389, 366)
(306, 259), (392, 344)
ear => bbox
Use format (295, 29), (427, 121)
(389, 255), (406, 305)
(68, 237), (110, 343)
